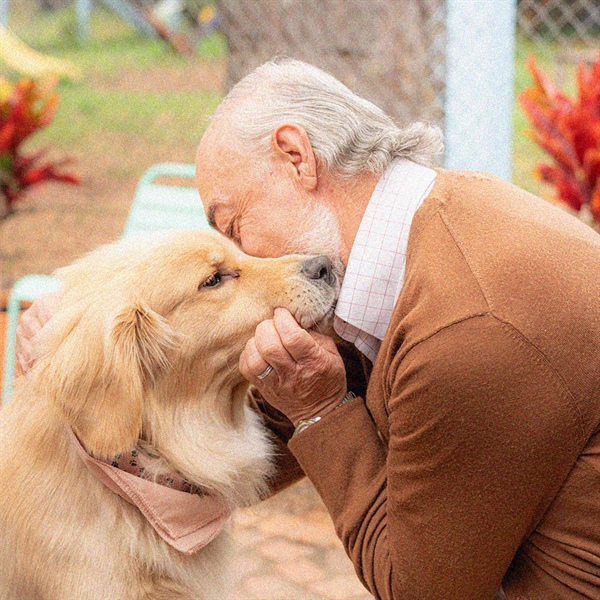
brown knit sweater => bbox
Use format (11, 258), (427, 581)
(265, 170), (600, 600)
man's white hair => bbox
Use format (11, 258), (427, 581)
(212, 58), (444, 176)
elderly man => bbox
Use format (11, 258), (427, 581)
(18, 59), (600, 599)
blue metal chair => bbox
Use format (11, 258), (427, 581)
(122, 162), (208, 237)
(2, 162), (209, 403)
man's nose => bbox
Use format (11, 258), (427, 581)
(300, 256), (336, 286)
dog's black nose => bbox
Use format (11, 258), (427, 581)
(300, 256), (335, 286)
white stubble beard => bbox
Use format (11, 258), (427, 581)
(283, 202), (345, 278)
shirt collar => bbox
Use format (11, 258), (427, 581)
(334, 158), (437, 363)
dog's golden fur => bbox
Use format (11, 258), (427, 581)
(0, 230), (338, 599)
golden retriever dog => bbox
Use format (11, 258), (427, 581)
(0, 229), (339, 600)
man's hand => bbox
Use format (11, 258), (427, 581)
(239, 307), (347, 426)
(15, 292), (61, 373)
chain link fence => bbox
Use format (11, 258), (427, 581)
(366, 0), (599, 187)
(518, 0), (600, 45)
(420, 0), (447, 122)
(517, 0), (600, 83)
(13, 1), (598, 121)
(217, 0), (447, 126)
(411, 0), (600, 124)
(389, 0), (600, 120)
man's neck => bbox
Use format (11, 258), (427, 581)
(319, 171), (379, 267)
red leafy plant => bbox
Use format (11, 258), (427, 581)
(519, 52), (600, 231)
(0, 77), (79, 219)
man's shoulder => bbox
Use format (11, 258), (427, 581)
(385, 169), (600, 434)
(427, 168), (598, 247)
(412, 168), (600, 329)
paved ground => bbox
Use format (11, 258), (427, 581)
(233, 479), (373, 600)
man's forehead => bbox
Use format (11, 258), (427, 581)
(196, 119), (239, 166)
(196, 151), (236, 218)
(196, 141), (226, 177)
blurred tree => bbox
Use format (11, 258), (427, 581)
(38, 0), (69, 10)
(218, 0), (445, 124)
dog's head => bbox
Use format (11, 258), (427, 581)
(33, 230), (340, 458)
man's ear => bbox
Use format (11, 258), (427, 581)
(271, 124), (318, 192)
(37, 301), (178, 458)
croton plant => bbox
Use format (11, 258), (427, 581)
(0, 77), (79, 219)
(519, 52), (600, 231)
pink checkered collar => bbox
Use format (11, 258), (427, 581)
(71, 430), (230, 555)
(334, 159), (437, 363)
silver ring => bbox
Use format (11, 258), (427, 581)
(256, 365), (274, 381)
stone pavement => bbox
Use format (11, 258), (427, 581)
(232, 478), (374, 600)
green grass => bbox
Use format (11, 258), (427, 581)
(34, 86), (222, 148)
(4, 4), (226, 151)
(512, 36), (551, 196)
(10, 4), (226, 72)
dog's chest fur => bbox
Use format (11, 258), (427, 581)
(0, 394), (256, 600)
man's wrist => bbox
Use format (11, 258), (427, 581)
(292, 391), (357, 437)
(294, 415), (322, 436)
(336, 390), (357, 409)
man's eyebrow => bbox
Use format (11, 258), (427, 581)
(206, 205), (217, 229)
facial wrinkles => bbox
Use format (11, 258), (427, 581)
(206, 181), (246, 242)
(237, 209), (277, 257)
(198, 141), (250, 238)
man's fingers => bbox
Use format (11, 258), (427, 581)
(242, 337), (270, 377)
(238, 347), (252, 380)
(240, 336), (282, 387)
(19, 292), (60, 338)
(15, 291), (62, 373)
(17, 309), (43, 340)
(241, 310), (339, 394)
(307, 329), (340, 354)
(254, 319), (294, 371)
(16, 347), (33, 374)
(15, 311), (43, 374)
(273, 308), (318, 362)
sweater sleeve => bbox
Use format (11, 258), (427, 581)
(249, 342), (371, 496)
(289, 315), (583, 599)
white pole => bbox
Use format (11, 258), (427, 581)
(0, 0), (8, 27)
(76, 0), (93, 42)
(444, 0), (517, 181)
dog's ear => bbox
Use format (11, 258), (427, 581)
(37, 301), (177, 458)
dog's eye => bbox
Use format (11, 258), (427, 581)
(200, 273), (222, 290)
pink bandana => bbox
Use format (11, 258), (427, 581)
(71, 431), (231, 555)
